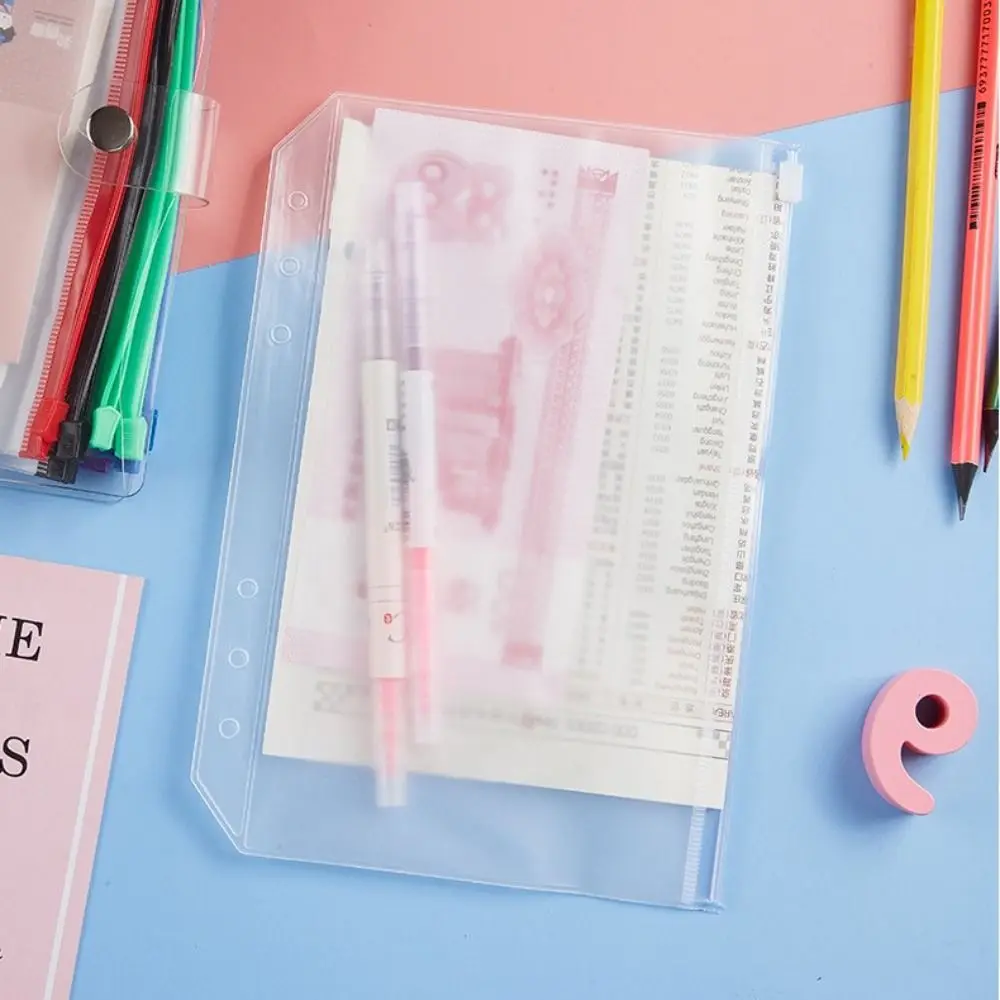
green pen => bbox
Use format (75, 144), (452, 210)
(117, 197), (180, 459)
(89, 0), (198, 460)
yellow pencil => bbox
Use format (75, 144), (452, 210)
(895, 0), (945, 459)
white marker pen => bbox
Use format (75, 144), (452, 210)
(361, 240), (407, 807)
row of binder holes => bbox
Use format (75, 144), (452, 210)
(231, 197), (300, 740)
(221, 579), (257, 731)
(271, 225), (296, 339)
(222, 201), (307, 745)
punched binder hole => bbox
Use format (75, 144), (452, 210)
(237, 578), (259, 599)
(219, 718), (240, 739)
(288, 191), (309, 211)
(279, 257), (301, 277)
(228, 648), (249, 669)
(916, 694), (947, 729)
(269, 324), (292, 345)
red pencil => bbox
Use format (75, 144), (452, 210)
(951, 0), (999, 520)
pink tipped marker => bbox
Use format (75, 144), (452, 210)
(361, 241), (407, 806)
(394, 181), (440, 744)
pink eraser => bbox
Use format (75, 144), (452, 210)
(861, 669), (978, 815)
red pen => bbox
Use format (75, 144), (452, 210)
(951, 0), (998, 520)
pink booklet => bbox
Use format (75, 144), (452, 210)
(0, 555), (143, 1000)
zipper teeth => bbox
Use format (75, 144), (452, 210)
(22, 0), (138, 451)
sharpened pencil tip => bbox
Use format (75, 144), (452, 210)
(952, 463), (977, 522)
(983, 410), (998, 472)
(895, 400), (919, 458)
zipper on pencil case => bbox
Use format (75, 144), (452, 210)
(39, 0), (177, 483)
(22, 0), (162, 460)
(19, 0), (161, 461)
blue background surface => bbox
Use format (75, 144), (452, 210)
(1, 90), (996, 999)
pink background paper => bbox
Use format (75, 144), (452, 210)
(0, 557), (143, 1000)
(182, 0), (980, 272)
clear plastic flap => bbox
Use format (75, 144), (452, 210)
(58, 83), (218, 203)
(194, 93), (801, 908)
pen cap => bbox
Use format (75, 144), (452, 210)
(363, 240), (395, 360)
(392, 182), (430, 365)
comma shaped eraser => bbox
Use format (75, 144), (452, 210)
(861, 669), (978, 815)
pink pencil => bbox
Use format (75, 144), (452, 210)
(950, 0), (998, 519)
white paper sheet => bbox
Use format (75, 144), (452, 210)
(262, 114), (789, 810)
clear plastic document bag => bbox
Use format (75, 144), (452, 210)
(194, 93), (803, 908)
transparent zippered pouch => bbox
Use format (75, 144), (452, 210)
(0, 0), (217, 500)
(193, 92), (802, 908)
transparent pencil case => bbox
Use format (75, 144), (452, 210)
(0, 0), (217, 500)
(193, 93), (803, 908)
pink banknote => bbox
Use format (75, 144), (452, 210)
(273, 109), (648, 713)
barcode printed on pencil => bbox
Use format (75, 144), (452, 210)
(389, 442), (405, 506)
(969, 100), (987, 231)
